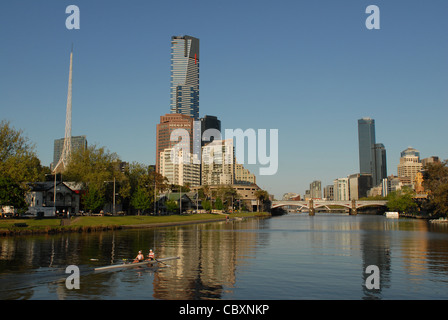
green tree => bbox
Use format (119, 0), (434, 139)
(165, 199), (178, 213)
(423, 161), (448, 216)
(131, 187), (152, 215)
(255, 189), (270, 212)
(64, 144), (129, 211)
(0, 175), (27, 210)
(386, 187), (417, 213)
(201, 199), (211, 211)
(82, 185), (105, 213)
(216, 185), (238, 211)
(0, 120), (48, 187)
(124, 162), (168, 214)
(215, 197), (223, 210)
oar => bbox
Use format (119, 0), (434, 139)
(155, 259), (171, 267)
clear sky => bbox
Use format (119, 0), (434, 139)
(1, 0), (447, 199)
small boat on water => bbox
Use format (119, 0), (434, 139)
(94, 256), (180, 272)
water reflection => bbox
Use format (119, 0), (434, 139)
(1, 215), (448, 300)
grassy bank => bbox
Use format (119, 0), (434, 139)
(0, 212), (271, 236)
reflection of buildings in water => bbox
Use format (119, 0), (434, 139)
(152, 219), (263, 300)
(359, 219), (432, 299)
(399, 222), (429, 281)
(359, 219), (393, 299)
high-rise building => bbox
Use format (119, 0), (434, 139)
(348, 173), (372, 200)
(373, 143), (387, 187)
(170, 35), (200, 120)
(309, 180), (322, 199)
(358, 118), (387, 187)
(358, 118), (376, 175)
(156, 113), (194, 173)
(323, 185), (334, 201)
(200, 115), (221, 145)
(201, 139), (235, 186)
(52, 135), (87, 170)
(333, 178), (349, 201)
(397, 149), (422, 184)
(159, 148), (200, 187)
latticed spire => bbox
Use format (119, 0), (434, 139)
(53, 46), (73, 173)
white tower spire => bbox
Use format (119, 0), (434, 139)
(54, 46), (73, 173)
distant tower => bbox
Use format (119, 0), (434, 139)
(53, 47), (73, 173)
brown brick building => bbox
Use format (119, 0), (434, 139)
(156, 113), (193, 173)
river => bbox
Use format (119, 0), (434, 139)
(1, 213), (448, 300)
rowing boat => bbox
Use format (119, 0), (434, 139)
(94, 256), (180, 271)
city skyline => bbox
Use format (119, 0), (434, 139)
(1, 1), (447, 199)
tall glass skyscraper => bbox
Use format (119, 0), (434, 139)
(358, 118), (387, 187)
(170, 35), (200, 120)
(358, 118), (376, 175)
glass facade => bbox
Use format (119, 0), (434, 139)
(373, 143), (387, 187)
(170, 35), (200, 120)
(358, 118), (376, 176)
(357, 118), (387, 187)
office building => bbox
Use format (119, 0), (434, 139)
(373, 143), (387, 186)
(156, 113), (194, 173)
(235, 163), (256, 185)
(309, 180), (322, 199)
(200, 115), (221, 145)
(348, 173), (372, 200)
(358, 118), (376, 176)
(52, 135), (87, 170)
(358, 118), (387, 186)
(421, 156), (440, 168)
(170, 35), (200, 120)
(159, 148), (200, 187)
(323, 185), (334, 201)
(201, 139), (235, 186)
(333, 178), (349, 201)
(397, 151), (422, 184)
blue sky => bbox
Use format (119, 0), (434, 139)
(1, 0), (447, 199)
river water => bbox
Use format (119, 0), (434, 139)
(1, 213), (448, 300)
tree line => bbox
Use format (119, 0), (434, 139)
(384, 161), (448, 217)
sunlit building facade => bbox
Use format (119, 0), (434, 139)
(170, 35), (200, 120)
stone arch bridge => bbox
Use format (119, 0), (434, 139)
(272, 199), (388, 216)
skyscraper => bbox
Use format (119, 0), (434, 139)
(170, 35), (200, 120)
(373, 143), (387, 186)
(358, 117), (376, 176)
(358, 118), (387, 187)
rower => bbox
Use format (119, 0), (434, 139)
(134, 250), (144, 263)
(147, 249), (155, 261)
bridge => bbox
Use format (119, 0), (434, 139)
(272, 199), (388, 216)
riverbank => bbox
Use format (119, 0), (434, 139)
(0, 212), (271, 236)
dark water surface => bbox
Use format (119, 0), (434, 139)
(1, 214), (448, 300)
